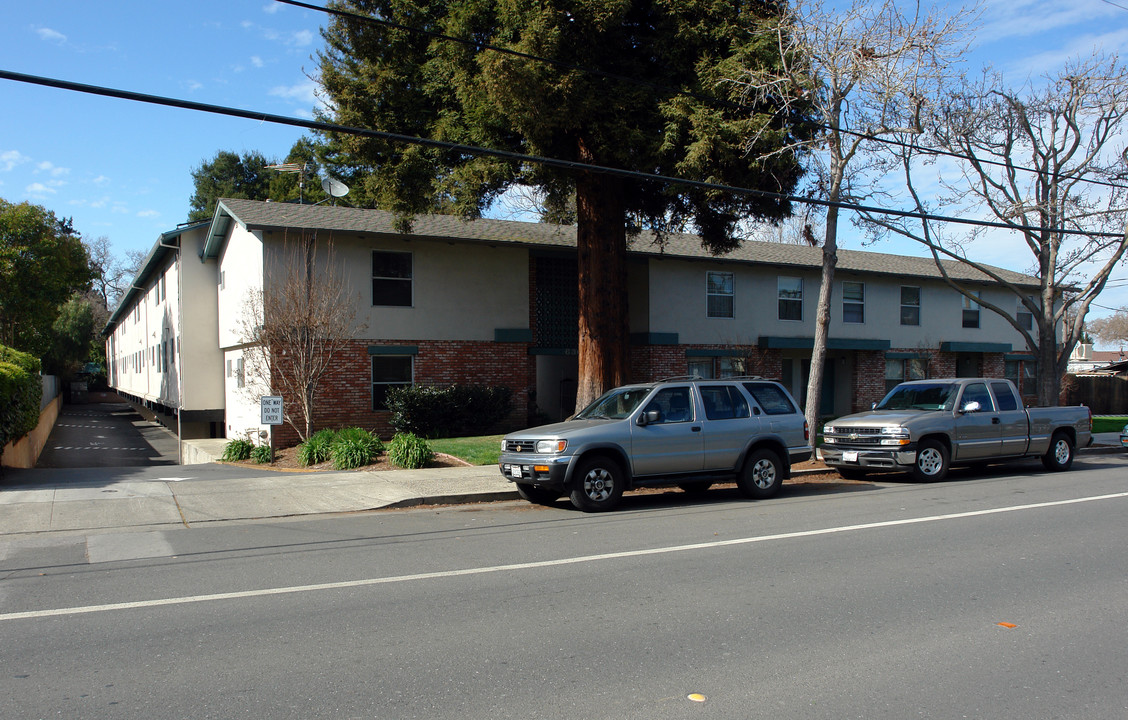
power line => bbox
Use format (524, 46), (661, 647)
(279, 0), (1128, 194)
(1, 68), (1123, 240)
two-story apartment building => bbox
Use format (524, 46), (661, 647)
(103, 222), (225, 441)
(107, 198), (1046, 449)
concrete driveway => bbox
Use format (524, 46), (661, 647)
(34, 400), (178, 469)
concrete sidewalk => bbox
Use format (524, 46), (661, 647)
(1, 434), (1122, 537)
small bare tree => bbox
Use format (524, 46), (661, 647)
(1087, 308), (1128, 349)
(733, 0), (976, 432)
(862, 55), (1128, 405)
(239, 232), (365, 441)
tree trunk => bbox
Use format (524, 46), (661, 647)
(804, 205), (839, 438)
(573, 168), (629, 413)
(1036, 317), (1061, 406)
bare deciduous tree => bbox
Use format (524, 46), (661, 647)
(863, 54), (1128, 405)
(1087, 308), (1128, 349)
(733, 0), (976, 431)
(239, 233), (365, 442)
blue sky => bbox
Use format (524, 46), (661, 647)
(2, 0), (1127, 329)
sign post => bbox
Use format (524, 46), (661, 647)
(260, 396), (283, 460)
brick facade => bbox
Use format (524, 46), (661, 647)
(271, 339), (532, 447)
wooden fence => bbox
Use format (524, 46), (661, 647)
(1063, 374), (1128, 415)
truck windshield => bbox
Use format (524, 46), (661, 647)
(877, 383), (958, 411)
(574, 387), (652, 420)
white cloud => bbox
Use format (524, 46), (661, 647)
(185, 80), (204, 92)
(93, 175), (111, 186)
(291, 29), (314, 46)
(25, 182), (57, 196)
(36, 27), (67, 44)
(36, 161), (70, 178)
(2, 150), (30, 172)
(251, 55), (264, 68)
(270, 80), (318, 105)
(263, 3), (281, 14)
(137, 209), (160, 218)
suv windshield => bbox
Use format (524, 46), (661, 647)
(574, 387), (653, 420)
(876, 382), (958, 411)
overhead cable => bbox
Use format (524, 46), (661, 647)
(0, 68), (1123, 240)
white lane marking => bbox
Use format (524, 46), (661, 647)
(4, 490), (1127, 622)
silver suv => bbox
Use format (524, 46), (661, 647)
(499, 378), (811, 511)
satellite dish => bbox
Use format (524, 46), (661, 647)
(321, 176), (350, 198)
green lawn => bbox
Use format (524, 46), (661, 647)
(1092, 416), (1128, 433)
(429, 435), (505, 466)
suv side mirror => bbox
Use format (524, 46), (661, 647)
(638, 410), (660, 426)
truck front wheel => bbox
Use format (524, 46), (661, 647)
(1041, 431), (1074, 472)
(569, 456), (625, 512)
(912, 440), (949, 482)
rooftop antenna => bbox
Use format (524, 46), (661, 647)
(265, 162), (310, 203)
(320, 176), (350, 205)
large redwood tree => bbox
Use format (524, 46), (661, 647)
(317, 0), (809, 410)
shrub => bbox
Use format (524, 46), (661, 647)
(330, 427), (384, 470)
(386, 383), (513, 438)
(221, 438), (254, 462)
(297, 428), (337, 466)
(0, 345), (43, 459)
(387, 432), (434, 469)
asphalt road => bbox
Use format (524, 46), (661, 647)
(2, 454), (1127, 719)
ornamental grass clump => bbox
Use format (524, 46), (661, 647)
(387, 432), (434, 469)
(251, 444), (274, 464)
(297, 428), (337, 466)
(221, 438), (254, 462)
(329, 427), (384, 470)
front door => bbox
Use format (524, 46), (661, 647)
(953, 381), (1002, 460)
(630, 386), (704, 476)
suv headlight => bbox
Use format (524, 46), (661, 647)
(536, 439), (567, 454)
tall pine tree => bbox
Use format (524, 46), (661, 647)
(317, 0), (810, 409)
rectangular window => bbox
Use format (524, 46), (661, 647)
(885, 357), (927, 394)
(236, 358), (245, 389)
(372, 251), (413, 306)
(1017, 296), (1034, 330)
(372, 355), (413, 410)
(219, 270), (226, 290)
(842, 281), (865, 323)
(900, 286), (920, 326)
(688, 358), (714, 379)
(706, 271), (734, 318)
(1005, 360), (1036, 398)
(962, 292), (981, 329)
(778, 276), (803, 321)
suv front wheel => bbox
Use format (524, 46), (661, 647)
(738, 448), (783, 499)
(569, 456), (625, 512)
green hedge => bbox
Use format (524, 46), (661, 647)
(386, 383), (513, 438)
(0, 344), (43, 455)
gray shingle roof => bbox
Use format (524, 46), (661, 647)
(213, 197), (1037, 287)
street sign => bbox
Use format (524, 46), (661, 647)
(260, 396), (283, 425)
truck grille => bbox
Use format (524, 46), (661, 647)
(504, 440), (540, 453)
(824, 427), (885, 447)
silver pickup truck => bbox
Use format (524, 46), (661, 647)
(820, 378), (1092, 481)
(499, 378), (811, 511)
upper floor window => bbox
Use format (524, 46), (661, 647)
(706, 271), (734, 318)
(900, 286), (920, 326)
(372, 251), (413, 306)
(1017, 296), (1034, 330)
(842, 281), (865, 323)
(962, 291), (981, 329)
(778, 276), (803, 321)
